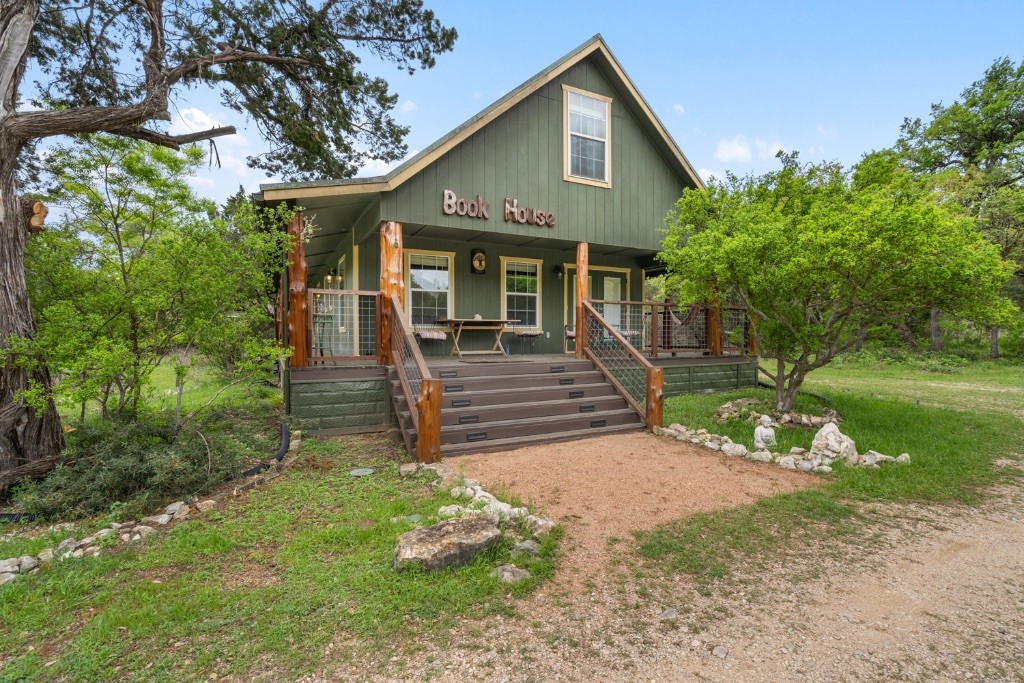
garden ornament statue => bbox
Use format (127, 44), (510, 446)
(754, 414), (777, 450)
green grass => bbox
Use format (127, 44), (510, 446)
(0, 436), (558, 682)
(639, 361), (1024, 584)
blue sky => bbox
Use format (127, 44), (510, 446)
(169, 0), (1024, 203)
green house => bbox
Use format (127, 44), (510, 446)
(258, 35), (756, 457)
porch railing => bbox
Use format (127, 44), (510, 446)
(580, 300), (664, 429)
(588, 300), (752, 358)
(388, 294), (442, 463)
(307, 288), (379, 363)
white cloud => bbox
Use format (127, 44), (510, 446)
(357, 148), (419, 178)
(698, 167), (721, 182)
(401, 100), (418, 113)
(673, 103), (686, 116)
(754, 138), (786, 160)
(713, 135), (752, 163)
(816, 124), (835, 138)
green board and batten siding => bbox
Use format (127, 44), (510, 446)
(661, 360), (760, 397)
(290, 373), (394, 433)
(378, 57), (693, 250)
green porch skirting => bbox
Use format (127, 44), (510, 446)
(289, 378), (395, 434)
(661, 358), (759, 397)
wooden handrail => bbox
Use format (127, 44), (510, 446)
(387, 294), (440, 463)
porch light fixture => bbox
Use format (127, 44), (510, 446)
(553, 264), (564, 280)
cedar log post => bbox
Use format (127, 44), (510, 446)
(416, 378), (443, 463)
(378, 221), (404, 365)
(575, 242), (589, 359)
(646, 365), (664, 430)
(286, 211), (309, 369)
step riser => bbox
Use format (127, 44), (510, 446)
(399, 395), (631, 427)
(394, 383), (619, 412)
(418, 410), (640, 444)
(389, 372), (603, 394)
(436, 396), (629, 426)
(426, 360), (593, 379)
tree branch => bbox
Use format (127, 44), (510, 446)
(114, 124), (237, 150)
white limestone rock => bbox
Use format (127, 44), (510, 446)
(810, 423), (857, 465)
(896, 453), (911, 464)
(525, 514), (557, 537)
(778, 456), (797, 470)
(394, 515), (501, 572)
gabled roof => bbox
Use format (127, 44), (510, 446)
(259, 34), (703, 202)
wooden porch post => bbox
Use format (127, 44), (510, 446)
(416, 379), (443, 463)
(649, 302), (660, 360)
(575, 242), (589, 359)
(378, 221), (404, 365)
(645, 366), (664, 429)
(286, 211), (309, 369)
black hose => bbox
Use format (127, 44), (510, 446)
(241, 421), (290, 477)
(0, 512), (35, 523)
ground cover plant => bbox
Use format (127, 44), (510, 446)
(638, 360), (1024, 584)
(0, 435), (558, 682)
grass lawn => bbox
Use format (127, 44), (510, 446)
(0, 435), (557, 682)
(638, 360), (1024, 584)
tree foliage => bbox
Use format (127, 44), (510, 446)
(898, 56), (1024, 353)
(14, 135), (290, 423)
(660, 153), (1013, 411)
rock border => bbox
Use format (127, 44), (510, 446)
(0, 431), (304, 588)
(397, 461), (556, 579)
(654, 423), (910, 475)
(715, 398), (842, 429)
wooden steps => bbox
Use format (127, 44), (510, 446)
(386, 359), (644, 457)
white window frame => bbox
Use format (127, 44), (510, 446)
(562, 84), (612, 188)
(500, 256), (543, 330)
(404, 249), (455, 328)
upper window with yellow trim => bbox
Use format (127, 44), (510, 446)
(563, 85), (612, 188)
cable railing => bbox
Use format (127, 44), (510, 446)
(588, 300), (752, 358)
(388, 294), (441, 463)
(307, 288), (379, 364)
(579, 300), (663, 429)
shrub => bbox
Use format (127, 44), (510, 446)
(14, 400), (279, 520)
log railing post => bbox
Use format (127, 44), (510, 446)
(378, 220), (403, 365)
(575, 242), (589, 359)
(645, 366), (664, 429)
(416, 378), (443, 464)
(747, 312), (758, 356)
(286, 211), (309, 368)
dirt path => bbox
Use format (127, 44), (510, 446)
(306, 449), (1024, 682)
(455, 432), (816, 586)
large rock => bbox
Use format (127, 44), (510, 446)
(809, 423), (857, 465)
(393, 515), (500, 572)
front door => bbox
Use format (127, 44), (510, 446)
(564, 267), (628, 330)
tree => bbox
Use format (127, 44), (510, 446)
(898, 57), (1024, 355)
(13, 134), (290, 433)
(0, 1), (456, 478)
(660, 152), (1013, 412)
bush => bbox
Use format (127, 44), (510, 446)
(14, 401), (280, 520)
(831, 348), (969, 373)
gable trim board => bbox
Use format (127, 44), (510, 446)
(259, 35), (702, 202)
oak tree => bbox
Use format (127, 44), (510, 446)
(660, 153), (1012, 412)
(0, 0), (455, 481)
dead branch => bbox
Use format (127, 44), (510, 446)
(0, 455), (60, 498)
(20, 197), (46, 233)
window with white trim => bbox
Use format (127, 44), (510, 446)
(503, 259), (541, 329)
(407, 252), (452, 326)
(567, 89), (610, 184)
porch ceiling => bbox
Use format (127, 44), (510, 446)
(298, 192), (379, 278)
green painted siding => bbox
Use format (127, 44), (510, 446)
(378, 57), (693, 251)
(290, 379), (394, 433)
(662, 360), (759, 396)
(362, 233), (642, 355)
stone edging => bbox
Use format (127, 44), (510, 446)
(654, 423), (910, 475)
(0, 431), (303, 587)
